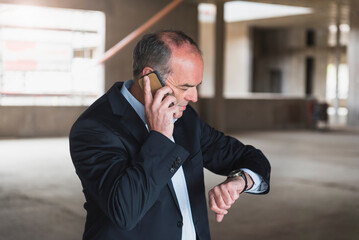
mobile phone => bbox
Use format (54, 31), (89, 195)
(138, 71), (165, 96)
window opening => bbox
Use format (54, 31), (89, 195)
(0, 4), (105, 106)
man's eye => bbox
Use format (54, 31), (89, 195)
(177, 86), (189, 91)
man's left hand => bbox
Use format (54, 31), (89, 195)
(208, 173), (253, 223)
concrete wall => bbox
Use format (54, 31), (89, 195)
(0, 106), (87, 138)
(198, 97), (312, 132)
(252, 27), (329, 100)
(0, 0), (198, 138)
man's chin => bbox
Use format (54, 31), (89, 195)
(179, 105), (186, 111)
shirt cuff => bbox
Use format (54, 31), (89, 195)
(240, 168), (268, 193)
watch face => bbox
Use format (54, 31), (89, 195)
(228, 170), (243, 178)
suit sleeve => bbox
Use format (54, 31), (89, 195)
(199, 119), (271, 194)
(69, 118), (189, 230)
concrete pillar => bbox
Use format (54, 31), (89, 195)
(224, 22), (251, 97)
(199, 21), (215, 98)
(347, 0), (359, 127)
(213, 2), (225, 131)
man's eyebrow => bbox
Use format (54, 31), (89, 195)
(179, 82), (202, 88)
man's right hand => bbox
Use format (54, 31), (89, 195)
(143, 75), (179, 139)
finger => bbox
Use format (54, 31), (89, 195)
(143, 76), (153, 108)
(216, 214), (225, 223)
(224, 178), (242, 201)
(153, 86), (173, 105)
(209, 194), (228, 215)
(220, 186), (234, 206)
(213, 187), (231, 210)
(160, 95), (177, 108)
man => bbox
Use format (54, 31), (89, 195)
(69, 30), (270, 240)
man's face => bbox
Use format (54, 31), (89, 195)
(165, 48), (203, 119)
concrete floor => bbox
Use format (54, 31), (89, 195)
(0, 130), (358, 240)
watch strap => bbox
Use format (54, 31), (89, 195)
(227, 169), (248, 193)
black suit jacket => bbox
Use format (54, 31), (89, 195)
(69, 82), (271, 240)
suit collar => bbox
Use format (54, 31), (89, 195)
(107, 82), (149, 144)
(108, 82), (130, 117)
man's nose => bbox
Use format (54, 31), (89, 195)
(186, 87), (198, 103)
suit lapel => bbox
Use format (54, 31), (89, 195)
(107, 82), (148, 145)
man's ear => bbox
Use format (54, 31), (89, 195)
(141, 67), (154, 77)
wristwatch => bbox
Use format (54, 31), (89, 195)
(227, 169), (248, 193)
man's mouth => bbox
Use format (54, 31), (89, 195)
(176, 101), (188, 111)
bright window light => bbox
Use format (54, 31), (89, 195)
(198, 1), (312, 23)
(326, 64), (349, 101)
(0, 4), (105, 106)
(328, 24), (350, 46)
(340, 24), (350, 32)
(328, 24), (350, 33)
(224, 1), (312, 22)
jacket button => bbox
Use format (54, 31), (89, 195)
(177, 221), (183, 228)
(170, 168), (175, 174)
(176, 157), (181, 163)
